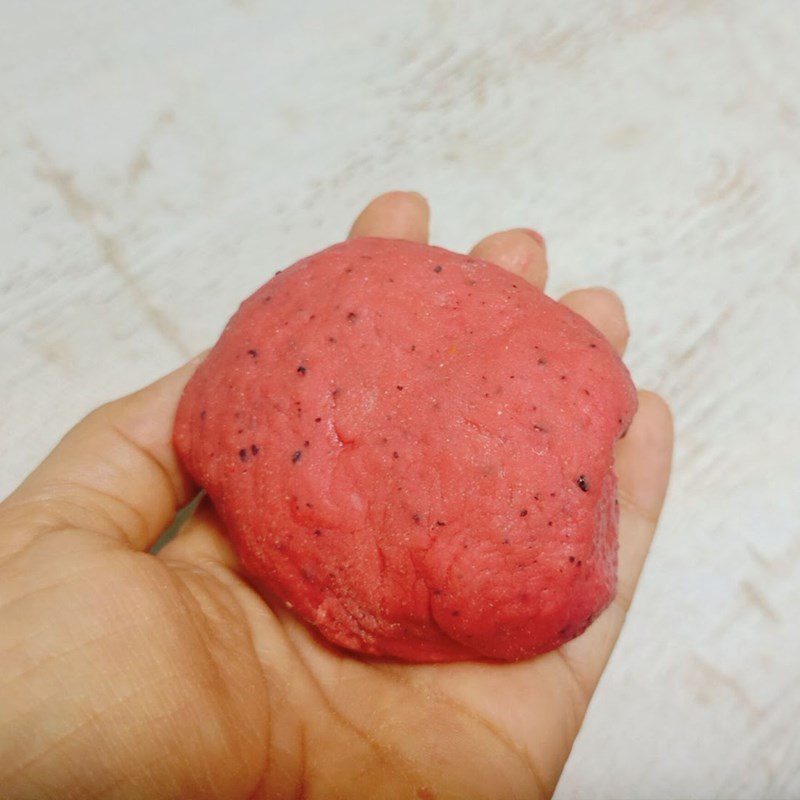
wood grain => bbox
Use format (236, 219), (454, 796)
(1, 1), (798, 797)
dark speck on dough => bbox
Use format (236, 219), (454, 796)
(412, 514), (421, 524)
(397, 385), (404, 391)
(247, 349), (258, 358)
(347, 312), (358, 322)
(313, 529), (322, 536)
(200, 410), (206, 420)
(251, 444), (259, 456)
(393, 451), (400, 459)
(436, 521), (446, 527)
(590, 343), (597, 348)
(292, 451), (302, 463)
(538, 357), (547, 366)
(328, 336), (337, 343)
(577, 475), (590, 492)
(520, 508), (528, 517)
(297, 364), (307, 375)
(433, 265), (443, 273)
(315, 417), (322, 422)
(569, 556), (575, 563)
(303, 440), (310, 448)
(533, 424), (546, 432)
(263, 295), (271, 302)
(239, 448), (248, 461)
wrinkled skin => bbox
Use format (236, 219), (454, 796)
(0, 193), (673, 800)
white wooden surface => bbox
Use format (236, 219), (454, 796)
(1, 1), (799, 797)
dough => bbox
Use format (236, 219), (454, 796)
(173, 237), (637, 661)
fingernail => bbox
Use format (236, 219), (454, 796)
(405, 191), (429, 206)
(389, 190), (426, 202)
(522, 229), (546, 248)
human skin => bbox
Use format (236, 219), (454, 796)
(0, 192), (673, 800)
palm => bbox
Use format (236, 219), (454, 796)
(158, 504), (637, 799)
(172, 510), (591, 799)
(0, 193), (672, 800)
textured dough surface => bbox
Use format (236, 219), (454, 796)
(173, 237), (637, 661)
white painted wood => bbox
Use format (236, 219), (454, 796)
(1, 1), (798, 796)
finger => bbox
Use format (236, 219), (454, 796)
(613, 390), (674, 608)
(0, 356), (205, 554)
(470, 229), (548, 290)
(561, 390), (673, 673)
(156, 497), (239, 570)
(348, 191), (429, 242)
(559, 288), (629, 355)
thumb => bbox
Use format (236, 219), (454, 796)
(0, 355), (204, 556)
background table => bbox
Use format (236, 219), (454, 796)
(1, 1), (798, 797)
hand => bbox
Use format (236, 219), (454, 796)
(0, 193), (673, 800)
